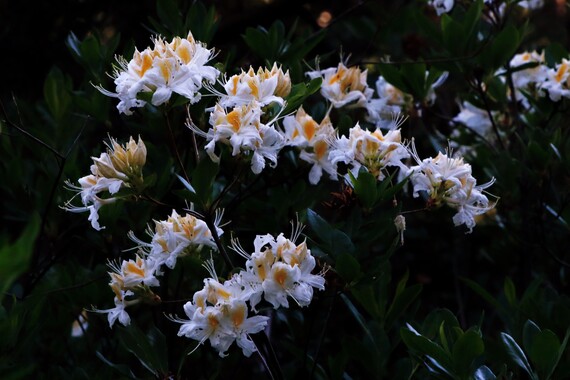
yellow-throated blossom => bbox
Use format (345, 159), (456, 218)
(283, 107), (337, 184)
(540, 58), (570, 102)
(306, 62), (373, 108)
(63, 136), (147, 230)
(406, 143), (496, 233)
(94, 254), (160, 328)
(328, 123), (410, 180)
(128, 209), (222, 270)
(231, 222), (325, 310)
(170, 260), (269, 358)
(191, 102), (285, 174)
(98, 32), (219, 115)
(212, 63), (291, 108)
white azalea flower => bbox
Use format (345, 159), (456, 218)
(452, 101), (494, 137)
(283, 107), (337, 184)
(306, 63), (374, 108)
(129, 210), (220, 270)
(430, 0), (454, 15)
(214, 63), (291, 108)
(194, 102), (285, 174)
(98, 32), (219, 115)
(407, 143), (497, 232)
(329, 123), (409, 180)
(540, 59), (570, 102)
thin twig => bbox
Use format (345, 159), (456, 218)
(164, 111), (191, 183)
(1, 97), (64, 159)
(474, 78), (506, 151)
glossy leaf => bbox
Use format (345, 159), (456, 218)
(501, 332), (537, 380)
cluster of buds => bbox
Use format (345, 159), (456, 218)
(63, 136), (147, 230)
(98, 32), (219, 115)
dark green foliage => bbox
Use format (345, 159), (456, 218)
(1, 0), (570, 379)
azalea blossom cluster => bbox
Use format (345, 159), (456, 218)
(95, 209), (222, 328)
(99, 32), (219, 115)
(171, 224), (325, 357)
(190, 64), (291, 174)
(429, 0), (544, 17)
(306, 62), (447, 129)
(329, 124), (410, 181)
(282, 107), (337, 184)
(407, 143), (497, 232)
(63, 136), (147, 230)
(453, 52), (570, 141)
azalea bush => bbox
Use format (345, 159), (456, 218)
(1, 0), (570, 379)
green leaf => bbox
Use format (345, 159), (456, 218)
(461, 278), (507, 318)
(441, 14), (464, 55)
(283, 78), (322, 115)
(528, 329), (560, 377)
(190, 157), (219, 205)
(335, 253), (361, 282)
(156, 0), (183, 36)
(462, 0), (483, 41)
(340, 293), (377, 346)
(452, 330), (485, 378)
(504, 277), (517, 307)
(523, 319), (541, 353)
(184, 3), (218, 43)
(0, 214), (40, 300)
(544, 43), (568, 67)
(43, 67), (72, 122)
(351, 284), (382, 319)
(306, 209), (354, 258)
(306, 208), (333, 243)
(474, 365), (497, 380)
(95, 351), (136, 378)
(401, 327), (454, 373)
(349, 170), (377, 209)
(385, 284), (422, 329)
(117, 324), (168, 377)
(500, 332), (537, 380)
(478, 25), (520, 71)
(378, 63), (408, 93)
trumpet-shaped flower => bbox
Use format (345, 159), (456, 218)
(194, 102), (285, 174)
(215, 63), (291, 107)
(306, 63), (373, 108)
(329, 123), (409, 180)
(231, 223), (325, 311)
(283, 107), (337, 184)
(452, 101), (494, 137)
(98, 32), (219, 114)
(540, 59), (570, 102)
(171, 260), (269, 358)
(129, 210), (221, 270)
(407, 144), (496, 232)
